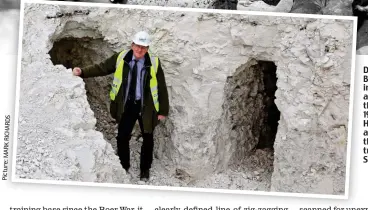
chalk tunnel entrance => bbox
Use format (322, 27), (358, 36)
(48, 35), (118, 146)
(225, 59), (280, 167)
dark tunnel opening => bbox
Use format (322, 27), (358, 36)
(225, 59), (280, 167)
(256, 61), (280, 149)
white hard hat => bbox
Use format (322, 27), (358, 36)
(132, 31), (151, 47)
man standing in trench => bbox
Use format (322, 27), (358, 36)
(72, 31), (169, 181)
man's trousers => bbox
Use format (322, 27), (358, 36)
(116, 99), (154, 172)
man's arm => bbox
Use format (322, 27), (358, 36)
(77, 52), (120, 78)
(156, 58), (169, 117)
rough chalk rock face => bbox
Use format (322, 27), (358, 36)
(18, 4), (353, 194)
(16, 4), (128, 183)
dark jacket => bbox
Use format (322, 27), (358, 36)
(79, 49), (169, 133)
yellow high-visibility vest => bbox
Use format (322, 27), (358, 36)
(109, 50), (160, 112)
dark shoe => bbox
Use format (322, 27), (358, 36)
(110, 0), (126, 3)
(140, 170), (150, 181)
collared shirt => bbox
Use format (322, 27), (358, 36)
(129, 55), (145, 100)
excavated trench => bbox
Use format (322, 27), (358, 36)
(48, 36), (120, 148)
(224, 59), (279, 170)
(47, 29), (279, 185)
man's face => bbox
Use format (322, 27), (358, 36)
(132, 43), (148, 59)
